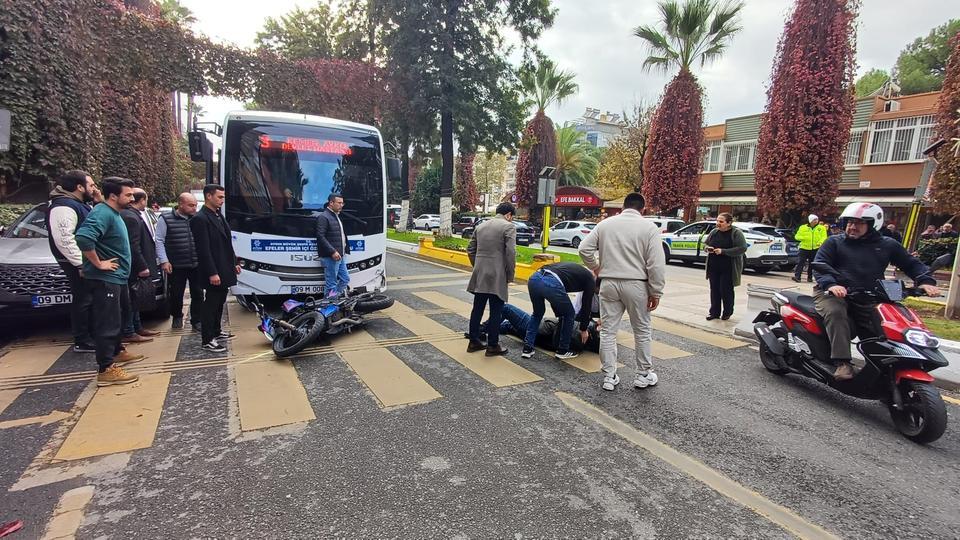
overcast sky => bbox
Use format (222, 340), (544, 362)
(184, 0), (957, 132)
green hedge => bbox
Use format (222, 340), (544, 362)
(0, 204), (35, 227)
(917, 238), (957, 265)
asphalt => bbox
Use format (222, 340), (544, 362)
(0, 252), (957, 538)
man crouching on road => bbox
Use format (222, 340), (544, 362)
(75, 177), (144, 386)
(578, 192), (666, 392)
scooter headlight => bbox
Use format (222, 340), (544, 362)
(904, 329), (939, 348)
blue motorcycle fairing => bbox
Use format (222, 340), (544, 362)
(283, 299), (305, 313)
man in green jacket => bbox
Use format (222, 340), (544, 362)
(793, 214), (827, 283)
(75, 177), (143, 387)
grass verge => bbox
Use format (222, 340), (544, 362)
(387, 229), (582, 265)
(904, 297), (960, 341)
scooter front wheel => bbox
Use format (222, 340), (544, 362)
(272, 312), (325, 358)
(889, 382), (947, 444)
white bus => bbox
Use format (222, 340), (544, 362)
(219, 111), (398, 298)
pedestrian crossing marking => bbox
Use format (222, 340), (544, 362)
(0, 344), (66, 379)
(0, 389), (20, 416)
(617, 332), (691, 360)
(385, 302), (543, 387)
(123, 335), (183, 367)
(388, 271), (465, 282)
(340, 330), (442, 408)
(227, 300), (261, 330)
(389, 279), (469, 291)
(234, 359), (316, 432)
(652, 319), (746, 349)
(54, 373), (172, 461)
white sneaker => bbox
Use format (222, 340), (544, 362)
(633, 371), (659, 388)
(202, 340), (227, 353)
(601, 374), (620, 391)
(555, 351), (579, 360)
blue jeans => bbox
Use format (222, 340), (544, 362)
(501, 304), (531, 336)
(122, 294), (140, 336)
(321, 256), (350, 296)
(525, 271), (575, 353)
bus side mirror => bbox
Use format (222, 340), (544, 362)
(188, 131), (213, 163)
(386, 158), (402, 181)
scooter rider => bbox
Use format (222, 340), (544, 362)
(813, 202), (940, 381)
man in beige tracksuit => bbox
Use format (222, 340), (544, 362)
(578, 192), (666, 391)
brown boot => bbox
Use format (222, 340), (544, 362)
(97, 365), (139, 387)
(137, 329), (161, 337)
(122, 333), (153, 344)
(113, 350), (145, 365)
(833, 361), (855, 381)
(466, 340), (487, 353)
(485, 344), (509, 357)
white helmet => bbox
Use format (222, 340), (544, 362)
(838, 202), (884, 231)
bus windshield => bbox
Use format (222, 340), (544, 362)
(223, 119), (385, 238)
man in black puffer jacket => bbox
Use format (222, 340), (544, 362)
(813, 202), (939, 381)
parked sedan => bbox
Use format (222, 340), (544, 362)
(453, 216), (479, 234)
(461, 219), (534, 246)
(548, 220), (597, 248)
(0, 204), (168, 319)
(412, 214), (441, 230)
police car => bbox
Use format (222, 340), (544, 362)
(661, 220), (790, 273)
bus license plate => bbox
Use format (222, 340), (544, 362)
(291, 285), (326, 294)
(32, 294), (72, 308)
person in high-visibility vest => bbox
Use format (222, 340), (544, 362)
(792, 214), (828, 282)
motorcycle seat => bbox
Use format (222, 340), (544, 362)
(779, 290), (823, 321)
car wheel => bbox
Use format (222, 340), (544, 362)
(571, 237), (582, 248)
(662, 244), (671, 263)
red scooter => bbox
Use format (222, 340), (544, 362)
(752, 262), (949, 444)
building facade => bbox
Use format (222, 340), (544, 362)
(696, 91), (940, 227)
(568, 108), (627, 148)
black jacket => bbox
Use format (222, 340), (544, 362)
(190, 206), (238, 287)
(813, 229), (935, 291)
(121, 208), (159, 282)
(315, 208), (350, 258)
(542, 262), (596, 330)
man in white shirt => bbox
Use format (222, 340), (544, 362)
(578, 192), (666, 391)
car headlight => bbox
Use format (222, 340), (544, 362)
(904, 329), (940, 348)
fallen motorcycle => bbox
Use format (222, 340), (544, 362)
(250, 290), (394, 357)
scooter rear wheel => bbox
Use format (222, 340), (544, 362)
(889, 381), (947, 444)
(758, 339), (789, 375)
(272, 312), (325, 358)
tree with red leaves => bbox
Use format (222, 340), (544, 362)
(930, 32), (960, 214)
(635, 0), (744, 215)
(454, 152), (479, 211)
(754, 0), (858, 227)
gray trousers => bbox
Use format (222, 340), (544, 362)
(813, 290), (878, 360)
(599, 278), (653, 377)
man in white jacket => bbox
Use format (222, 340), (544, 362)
(45, 170), (96, 353)
(578, 192), (666, 391)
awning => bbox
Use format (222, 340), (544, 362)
(696, 194), (916, 207)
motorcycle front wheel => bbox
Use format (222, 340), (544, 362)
(272, 312), (325, 358)
(354, 293), (395, 314)
(889, 381), (947, 444)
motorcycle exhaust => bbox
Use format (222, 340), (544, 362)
(754, 322), (786, 356)
(331, 317), (363, 327)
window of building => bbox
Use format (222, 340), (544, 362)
(867, 115), (936, 164)
(723, 142), (756, 172)
(844, 130), (866, 166)
(702, 140), (722, 172)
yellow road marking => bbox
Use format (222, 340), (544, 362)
(55, 373), (172, 461)
(233, 359), (316, 432)
(556, 392), (839, 540)
(386, 302), (542, 387)
(616, 331), (691, 360)
(388, 271), (466, 282)
(389, 250), (471, 273)
(42, 485), (95, 540)
(653, 318), (746, 349)
(0, 344), (66, 378)
(0, 389), (21, 416)
(943, 395), (960, 406)
(340, 330), (442, 408)
(0, 410), (70, 430)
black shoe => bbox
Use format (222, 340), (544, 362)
(720, 314), (732, 320)
(172, 317), (184, 329)
(791, 277), (801, 283)
(467, 340), (487, 353)
(485, 345), (509, 357)
(706, 315), (719, 321)
(218, 332), (236, 341)
(521, 345), (535, 358)
(202, 340), (227, 353)
(807, 277), (813, 283)
(191, 323), (201, 332)
(73, 343), (96, 354)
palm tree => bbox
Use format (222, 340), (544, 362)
(555, 126), (600, 187)
(634, 0), (744, 214)
(157, 0), (197, 26)
(514, 59), (579, 208)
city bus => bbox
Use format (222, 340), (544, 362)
(219, 111), (398, 299)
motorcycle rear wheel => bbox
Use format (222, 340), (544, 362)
(889, 382), (947, 444)
(272, 312), (325, 358)
(758, 338), (789, 375)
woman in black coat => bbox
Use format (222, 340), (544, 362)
(703, 213), (748, 321)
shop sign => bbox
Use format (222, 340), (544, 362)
(555, 194), (600, 207)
